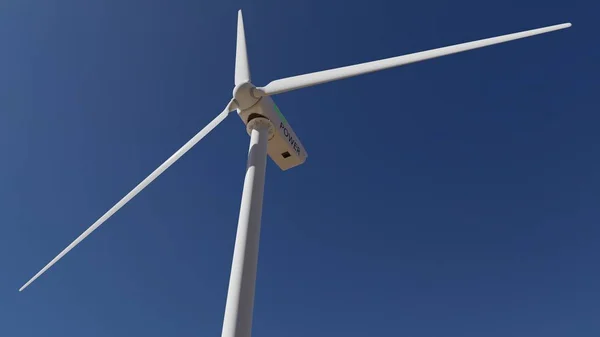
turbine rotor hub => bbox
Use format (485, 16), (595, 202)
(233, 82), (261, 111)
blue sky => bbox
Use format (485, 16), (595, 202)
(1, 0), (599, 336)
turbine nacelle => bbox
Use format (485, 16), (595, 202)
(232, 80), (308, 171)
(237, 95), (307, 171)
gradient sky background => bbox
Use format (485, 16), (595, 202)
(1, 0), (599, 336)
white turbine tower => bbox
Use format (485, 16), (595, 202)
(20, 9), (570, 337)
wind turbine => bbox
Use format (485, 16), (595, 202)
(20, 9), (570, 337)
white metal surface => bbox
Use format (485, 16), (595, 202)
(18, 99), (237, 292)
(256, 23), (571, 96)
(221, 118), (270, 337)
(237, 96), (307, 171)
(235, 10), (251, 86)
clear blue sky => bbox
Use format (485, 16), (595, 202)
(1, 0), (598, 336)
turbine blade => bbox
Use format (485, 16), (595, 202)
(19, 99), (237, 292)
(235, 9), (251, 85)
(256, 23), (571, 96)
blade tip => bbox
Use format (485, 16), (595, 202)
(558, 22), (571, 29)
(19, 277), (36, 292)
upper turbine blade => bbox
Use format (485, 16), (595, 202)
(19, 100), (237, 292)
(256, 23), (571, 96)
(235, 9), (251, 85)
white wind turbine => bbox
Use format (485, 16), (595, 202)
(20, 9), (570, 337)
